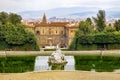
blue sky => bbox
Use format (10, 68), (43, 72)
(0, 0), (120, 12)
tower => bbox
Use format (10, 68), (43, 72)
(42, 13), (47, 23)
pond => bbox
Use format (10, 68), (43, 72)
(34, 56), (75, 71)
(74, 55), (120, 72)
(34, 55), (120, 72)
(1, 55), (120, 73)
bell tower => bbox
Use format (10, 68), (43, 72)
(42, 13), (47, 23)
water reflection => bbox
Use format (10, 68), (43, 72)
(74, 55), (120, 72)
(50, 64), (65, 70)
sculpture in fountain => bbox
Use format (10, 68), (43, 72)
(48, 44), (67, 64)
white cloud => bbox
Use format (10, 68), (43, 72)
(0, 0), (120, 12)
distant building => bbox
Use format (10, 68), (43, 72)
(23, 13), (79, 48)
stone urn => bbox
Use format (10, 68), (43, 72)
(48, 45), (67, 65)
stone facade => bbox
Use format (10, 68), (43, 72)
(35, 24), (67, 48)
(23, 14), (79, 48)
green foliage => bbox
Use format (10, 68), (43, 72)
(78, 20), (94, 35)
(95, 32), (120, 44)
(0, 11), (39, 51)
(69, 19), (94, 50)
(69, 31), (120, 50)
(114, 19), (120, 31)
(76, 32), (120, 44)
(76, 44), (97, 50)
(107, 44), (120, 50)
(44, 48), (56, 51)
(93, 10), (106, 32)
(5, 23), (26, 45)
(74, 55), (120, 72)
(78, 34), (94, 44)
(4, 23), (39, 46)
(0, 56), (36, 73)
(0, 41), (8, 50)
(103, 26), (116, 33)
(86, 17), (92, 25)
(0, 12), (21, 25)
(0, 12), (8, 24)
(8, 13), (22, 25)
(69, 10), (120, 50)
(0, 23), (6, 39)
(68, 36), (78, 50)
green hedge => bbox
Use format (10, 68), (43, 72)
(77, 32), (120, 44)
(0, 40), (39, 51)
(0, 55), (36, 73)
(69, 32), (120, 50)
(76, 44), (97, 50)
(0, 41), (8, 50)
(107, 44), (120, 50)
(94, 33), (120, 44)
(0, 22), (40, 51)
(75, 43), (120, 50)
(74, 55), (120, 72)
(44, 48), (68, 51)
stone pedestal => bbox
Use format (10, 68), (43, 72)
(48, 45), (67, 64)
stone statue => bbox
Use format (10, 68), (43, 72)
(48, 44), (67, 64)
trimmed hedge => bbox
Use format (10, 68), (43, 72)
(0, 55), (36, 73)
(69, 32), (120, 50)
(76, 44), (98, 50)
(74, 55), (120, 72)
(77, 32), (120, 44)
(0, 40), (39, 51)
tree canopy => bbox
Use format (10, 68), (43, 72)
(93, 10), (106, 32)
(69, 10), (120, 50)
(0, 11), (39, 50)
(0, 12), (22, 25)
(0, 12), (8, 24)
(8, 13), (22, 25)
(114, 19), (120, 31)
(78, 19), (94, 35)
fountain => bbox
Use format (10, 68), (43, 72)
(48, 44), (68, 65)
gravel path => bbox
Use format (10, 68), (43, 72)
(0, 71), (120, 80)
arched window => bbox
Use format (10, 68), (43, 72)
(36, 31), (40, 35)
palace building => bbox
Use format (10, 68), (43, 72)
(23, 13), (79, 48)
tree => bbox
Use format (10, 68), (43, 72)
(104, 26), (116, 33)
(86, 17), (92, 25)
(69, 20), (94, 50)
(0, 12), (22, 25)
(78, 20), (93, 35)
(0, 11), (39, 50)
(5, 23), (26, 45)
(0, 12), (8, 24)
(93, 10), (106, 32)
(114, 19), (120, 31)
(0, 23), (5, 39)
(8, 13), (22, 25)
